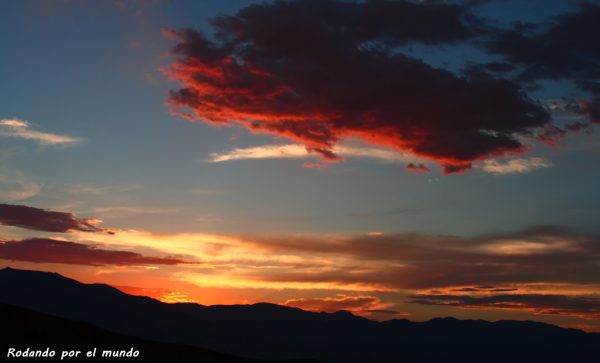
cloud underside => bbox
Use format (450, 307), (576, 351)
(0, 204), (110, 233)
(0, 119), (80, 146)
(165, 1), (600, 174)
(0, 238), (185, 266)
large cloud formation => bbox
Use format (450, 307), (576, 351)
(0, 204), (110, 233)
(0, 238), (186, 266)
(163, 0), (591, 173)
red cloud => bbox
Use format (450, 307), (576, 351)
(164, 0), (560, 174)
(0, 204), (112, 234)
(0, 238), (186, 266)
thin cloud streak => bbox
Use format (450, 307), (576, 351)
(207, 143), (430, 165)
(0, 238), (187, 267)
(478, 157), (552, 175)
(409, 293), (600, 320)
(0, 118), (81, 146)
(0, 171), (41, 201)
(208, 144), (553, 175)
(92, 206), (180, 215)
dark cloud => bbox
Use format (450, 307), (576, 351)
(166, 0), (557, 173)
(584, 97), (600, 123)
(406, 163), (430, 173)
(0, 238), (186, 266)
(487, 3), (600, 82)
(0, 204), (111, 233)
(487, 3), (600, 127)
(409, 293), (600, 320)
(243, 226), (600, 290)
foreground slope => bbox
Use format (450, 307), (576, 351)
(1, 267), (598, 363)
(0, 303), (316, 363)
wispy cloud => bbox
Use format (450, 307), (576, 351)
(92, 206), (180, 215)
(477, 157), (552, 175)
(0, 118), (81, 146)
(0, 171), (41, 201)
(208, 144), (309, 162)
(66, 184), (142, 196)
(208, 145), (554, 176)
(207, 143), (429, 165)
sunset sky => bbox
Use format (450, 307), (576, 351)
(1, 0), (599, 332)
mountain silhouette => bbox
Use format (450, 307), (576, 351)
(0, 303), (316, 363)
(1, 267), (598, 363)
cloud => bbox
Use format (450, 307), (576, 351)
(66, 184), (142, 196)
(76, 224), (600, 299)
(0, 171), (41, 201)
(165, 0), (560, 174)
(0, 238), (186, 266)
(486, 3), (600, 83)
(69, 223), (600, 299)
(477, 157), (552, 175)
(208, 143), (430, 166)
(209, 144), (308, 162)
(406, 163), (430, 173)
(13, 206), (589, 322)
(56, 221), (600, 320)
(0, 204), (111, 233)
(240, 226), (600, 291)
(486, 3), (600, 128)
(0, 119), (81, 146)
(92, 206), (180, 216)
(409, 293), (600, 320)
(283, 295), (397, 316)
(115, 285), (196, 303)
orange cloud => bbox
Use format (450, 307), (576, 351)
(115, 285), (197, 303)
(283, 295), (401, 317)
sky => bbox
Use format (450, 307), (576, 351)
(1, 0), (599, 332)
